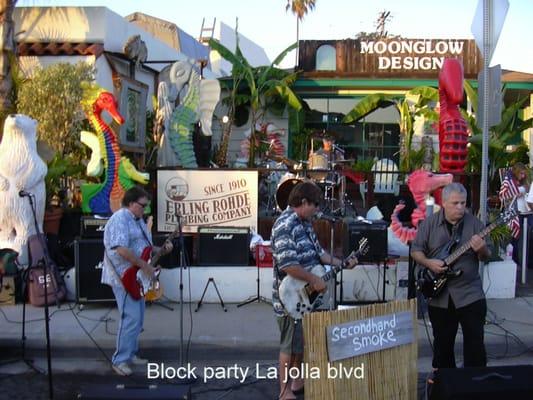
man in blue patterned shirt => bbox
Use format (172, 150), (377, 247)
(102, 186), (171, 376)
(271, 181), (357, 400)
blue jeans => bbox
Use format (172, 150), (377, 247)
(111, 285), (145, 365)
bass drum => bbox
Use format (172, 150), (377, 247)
(275, 174), (304, 211)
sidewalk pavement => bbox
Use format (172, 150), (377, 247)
(1, 297), (533, 399)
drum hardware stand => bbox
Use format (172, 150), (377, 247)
(195, 277), (227, 312)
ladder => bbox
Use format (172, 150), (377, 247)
(199, 17), (216, 44)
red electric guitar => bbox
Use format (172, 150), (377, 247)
(122, 228), (179, 301)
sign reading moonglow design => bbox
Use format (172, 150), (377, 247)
(360, 39), (466, 71)
(157, 170), (258, 233)
(326, 311), (414, 362)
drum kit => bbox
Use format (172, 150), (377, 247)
(260, 141), (356, 217)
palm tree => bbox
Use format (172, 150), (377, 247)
(464, 80), (533, 191)
(209, 38), (302, 166)
(285, 0), (316, 65)
(342, 87), (439, 171)
(0, 0), (17, 130)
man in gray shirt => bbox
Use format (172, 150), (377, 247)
(411, 182), (490, 368)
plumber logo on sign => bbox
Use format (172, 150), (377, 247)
(165, 177), (189, 201)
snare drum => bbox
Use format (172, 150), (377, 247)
(275, 174), (303, 211)
(308, 153), (328, 182)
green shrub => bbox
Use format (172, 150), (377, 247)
(17, 62), (95, 158)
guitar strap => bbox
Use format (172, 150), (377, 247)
(450, 219), (464, 252)
(137, 219), (153, 248)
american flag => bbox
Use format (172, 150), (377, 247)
(499, 170), (520, 238)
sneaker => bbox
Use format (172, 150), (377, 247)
(112, 362), (132, 376)
(131, 355), (148, 365)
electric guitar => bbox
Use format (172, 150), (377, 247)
(278, 238), (369, 319)
(416, 207), (518, 299)
(122, 228), (179, 301)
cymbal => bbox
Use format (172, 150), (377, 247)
(265, 152), (298, 167)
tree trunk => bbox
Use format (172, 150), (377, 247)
(0, 0), (17, 131)
(214, 107), (234, 167)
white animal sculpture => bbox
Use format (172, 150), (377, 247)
(0, 114), (47, 265)
(157, 59), (220, 167)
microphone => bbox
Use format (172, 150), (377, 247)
(19, 190), (32, 197)
(315, 212), (337, 222)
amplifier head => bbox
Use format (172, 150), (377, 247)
(343, 220), (388, 263)
(80, 216), (109, 238)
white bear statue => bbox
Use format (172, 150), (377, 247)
(0, 114), (47, 266)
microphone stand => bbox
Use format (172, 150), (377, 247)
(24, 193), (54, 400)
(176, 213), (185, 366)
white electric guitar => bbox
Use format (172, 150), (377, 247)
(278, 238), (369, 319)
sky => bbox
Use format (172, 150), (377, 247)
(17, 0), (533, 73)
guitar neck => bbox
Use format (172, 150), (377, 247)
(444, 220), (499, 266)
(150, 231), (179, 267)
(321, 250), (360, 283)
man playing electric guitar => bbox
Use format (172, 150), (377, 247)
(411, 183), (491, 369)
(101, 186), (173, 376)
(271, 181), (358, 400)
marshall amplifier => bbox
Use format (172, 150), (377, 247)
(80, 216), (109, 238)
(343, 220), (388, 263)
(198, 226), (250, 266)
(75, 239), (115, 303)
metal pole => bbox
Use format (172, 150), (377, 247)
(479, 0), (491, 224)
(522, 216), (528, 284)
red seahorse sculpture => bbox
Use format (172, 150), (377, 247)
(390, 169), (453, 243)
(438, 58), (468, 173)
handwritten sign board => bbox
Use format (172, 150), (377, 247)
(326, 311), (414, 362)
(156, 169), (258, 233)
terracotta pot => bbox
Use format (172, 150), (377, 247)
(43, 207), (64, 235)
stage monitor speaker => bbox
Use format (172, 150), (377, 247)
(430, 365), (533, 400)
(152, 234), (194, 267)
(343, 220), (388, 263)
(78, 383), (191, 399)
(75, 239), (115, 303)
(198, 226), (250, 266)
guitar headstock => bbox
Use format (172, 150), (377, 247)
(356, 237), (369, 257)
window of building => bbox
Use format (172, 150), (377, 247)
(316, 45), (336, 71)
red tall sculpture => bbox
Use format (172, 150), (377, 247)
(438, 59), (468, 173)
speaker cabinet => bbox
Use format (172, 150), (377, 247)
(78, 383), (191, 399)
(198, 226), (250, 265)
(430, 365), (533, 400)
(75, 239), (115, 303)
(343, 220), (388, 263)
(152, 234), (194, 267)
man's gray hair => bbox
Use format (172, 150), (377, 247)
(442, 182), (467, 201)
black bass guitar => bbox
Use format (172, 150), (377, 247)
(417, 207), (518, 299)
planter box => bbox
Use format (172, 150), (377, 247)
(482, 260), (517, 299)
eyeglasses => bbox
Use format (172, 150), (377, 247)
(135, 201), (149, 208)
